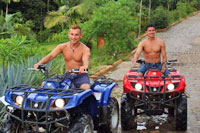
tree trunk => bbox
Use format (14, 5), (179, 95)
(148, 0), (151, 23)
(47, 0), (50, 12)
(5, 3), (8, 16)
(139, 0), (143, 36)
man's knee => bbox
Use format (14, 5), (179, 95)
(80, 84), (90, 90)
(137, 72), (143, 77)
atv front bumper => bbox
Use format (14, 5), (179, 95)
(6, 104), (70, 125)
(128, 90), (181, 115)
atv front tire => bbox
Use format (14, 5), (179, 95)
(175, 93), (187, 131)
(69, 114), (94, 133)
(121, 93), (137, 130)
(98, 97), (119, 133)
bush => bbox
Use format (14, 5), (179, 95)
(81, 1), (137, 55)
(169, 10), (180, 23)
(49, 29), (69, 43)
(151, 6), (169, 29)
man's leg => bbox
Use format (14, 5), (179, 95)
(73, 73), (90, 90)
(137, 64), (146, 76)
(80, 84), (90, 90)
(164, 67), (171, 77)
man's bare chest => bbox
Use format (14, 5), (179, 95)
(143, 44), (161, 53)
(62, 49), (83, 62)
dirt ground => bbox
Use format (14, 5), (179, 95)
(106, 12), (200, 133)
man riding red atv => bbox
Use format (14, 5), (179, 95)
(121, 59), (187, 131)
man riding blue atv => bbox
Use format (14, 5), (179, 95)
(0, 65), (119, 133)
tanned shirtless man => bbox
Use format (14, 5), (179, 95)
(34, 25), (91, 90)
(132, 24), (170, 76)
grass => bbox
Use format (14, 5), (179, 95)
(40, 42), (58, 51)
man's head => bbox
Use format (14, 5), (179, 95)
(145, 24), (155, 31)
(145, 24), (156, 38)
(68, 25), (82, 45)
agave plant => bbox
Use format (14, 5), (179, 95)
(0, 56), (43, 96)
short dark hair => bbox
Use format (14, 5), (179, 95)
(145, 24), (155, 31)
(70, 25), (82, 33)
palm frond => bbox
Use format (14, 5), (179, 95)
(44, 11), (67, 29)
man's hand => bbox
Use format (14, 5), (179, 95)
(161, 65), (166, 73)
(131, 58), (137, 63)
(33, 64), (39, 69)
(79, 66), (88, 73)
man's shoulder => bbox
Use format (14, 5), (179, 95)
(57, 42), (69, 49)
(155, 38), (164, 42)
(81, 43), (90, 51)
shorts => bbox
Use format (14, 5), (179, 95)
(138, 62), (170, 75)
(64, 73), (90, 88)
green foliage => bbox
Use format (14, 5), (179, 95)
(0, 57), (44, 96)
(151, 6), (170, 29)
(0, 12), (36, 40)
(191, 0), (200, 10)
(82, 1), (137, 55)
(49, 29), (69, 43)
(177, 2), (196, 18)
(0, 35), (27, 64)
(0, 35), (44, 66)
(169, 10), (181, 23)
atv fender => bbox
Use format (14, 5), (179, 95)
(66, 89), (94, 108)
(93, 83), (117, 106)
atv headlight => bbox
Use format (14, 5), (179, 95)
(135, 83), (142, 91)
(55, 99), (65, 108)
(16, 96), (23, 105)
(167, 83), (175, 91)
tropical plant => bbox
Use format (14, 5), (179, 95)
(44, 0), (106, 29)
(0, 12), (15, 38)
(0, 57), (43, 96)
(0, 35), (27, 66)
(0, 11), (36, 40)
(82, 1), (137, 55)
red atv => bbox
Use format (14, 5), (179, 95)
(121, 59), (187, 131)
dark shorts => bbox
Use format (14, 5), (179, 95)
(64, 73), (90, 88)
(138, 62), (170, 75)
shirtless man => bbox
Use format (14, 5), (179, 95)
(34, 25), (91, 90)
(132, 24), (170, 76)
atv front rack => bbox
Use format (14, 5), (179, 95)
(127, 75), (182, 80)
(5, 85), (85, 132)
(6, 84), (84, 95)
(126, 75), (183, 114)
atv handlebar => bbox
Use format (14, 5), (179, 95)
(28, 65), (49, 78)
(136, 59), (177, 65)
(28, 65), (46, 73)
(66, 68), (88, 74)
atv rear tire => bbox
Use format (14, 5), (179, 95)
(121, 93), (137, 130)
(98, 97), (119, 133)
(175, 93), (187, 131)
(69, 114), (94, 133)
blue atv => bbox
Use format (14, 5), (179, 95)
(0, 65), (119, 133)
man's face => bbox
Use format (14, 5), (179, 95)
(146, 27), (156, 38)
(68, 28), (82, 44)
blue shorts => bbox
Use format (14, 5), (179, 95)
(64, 73), (90, 88)
(138, 62), (170, 75)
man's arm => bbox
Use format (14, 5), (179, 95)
(132, 42), (143, 63)
(161, 41), (167, 73)
(34, 44), (62, 69)
(80, 47), (91, 73)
